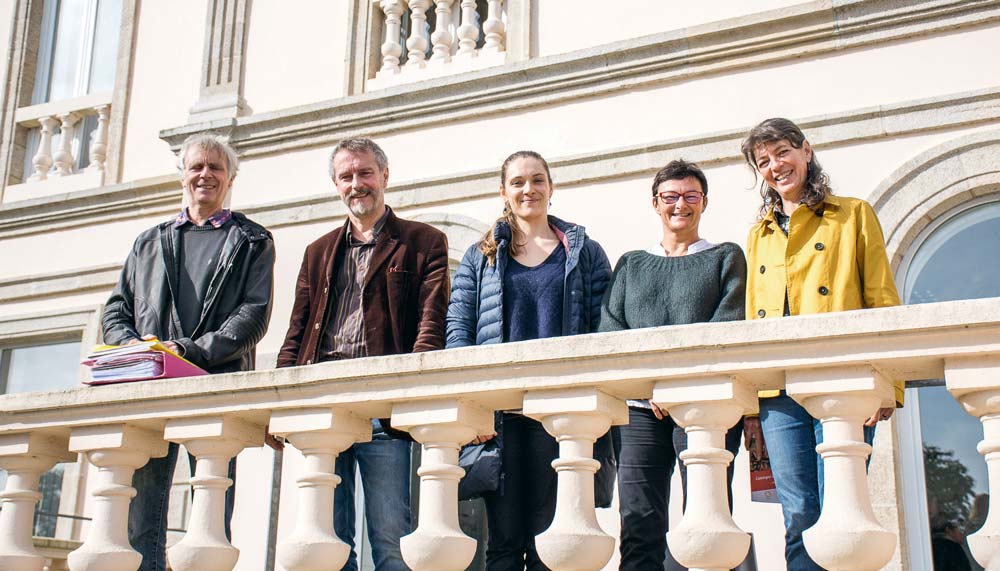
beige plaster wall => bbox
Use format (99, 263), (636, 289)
(0, 0), (15, 94)
(227, 22), (1000, 209)
(534, 0), (804, 58)
(243, 0), (350, 115)
(118, 0), (207, 182)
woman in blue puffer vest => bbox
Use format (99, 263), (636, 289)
(446, 150), (612, 570)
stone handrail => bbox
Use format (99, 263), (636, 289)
(369, 0), (506, 89)
(2, 298), (1000, 571)
(14, 92), (112, 184)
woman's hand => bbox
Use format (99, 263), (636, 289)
(865, 407), (895, 427)
(743, 416), (764, 458)
(650, 402), (665, 420)
(468, 433), (497, 446)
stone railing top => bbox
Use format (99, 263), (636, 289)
(2, 298), (999, 435)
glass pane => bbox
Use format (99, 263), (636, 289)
(87, 0), (122, 93)
(22, 126), (41, 181)
(906, 200), (1000, 570)
(4, 341), (82, 394)
(75, 114), (97, 171)
(34, 464), (65, 537)
(47, 0), (88, 102)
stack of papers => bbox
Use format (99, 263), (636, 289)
(82, 340), (207, 385)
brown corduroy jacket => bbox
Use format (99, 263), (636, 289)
(277, 208), (450, 367)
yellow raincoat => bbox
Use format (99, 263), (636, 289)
(746, 194), (902, 402)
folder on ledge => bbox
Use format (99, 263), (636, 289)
(81, 340), (207, 385)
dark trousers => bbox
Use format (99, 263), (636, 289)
(483, 413), (559, 571)
(128, 442), (236, 571)
(617, 406), (742, 571)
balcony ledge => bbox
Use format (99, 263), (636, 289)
(2, 298), (998, 434)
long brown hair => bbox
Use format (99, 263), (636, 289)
(479, 150), (553, 266)
(740, 118), (832, 218)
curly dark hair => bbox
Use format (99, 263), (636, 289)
(740, 118), (832, 218)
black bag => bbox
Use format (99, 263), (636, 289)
(458, 438), (502, 500)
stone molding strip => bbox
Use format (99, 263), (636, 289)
(0, 263), (121, 303)
(0, 174), (178, 239)
(0, 305), (102, 343)
(2, 87), (999, 238)
(159, 0), (1000, 155)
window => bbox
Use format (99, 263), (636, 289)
(898, 198), (1000, 570)
(11, 0), (121, 191)
(0, 340), (83, 537)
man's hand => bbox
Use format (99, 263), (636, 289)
(865, 406), (895, 427)
(265, 428), (285, 451)
(132, 334), (181, 355)
(744, 416), (764, 458)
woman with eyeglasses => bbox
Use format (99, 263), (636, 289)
(740, 118), (899, 571)
(446, 150), (612, 570)
(600, 159), (747, 570)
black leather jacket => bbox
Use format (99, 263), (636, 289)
(102, 212), (275, 374)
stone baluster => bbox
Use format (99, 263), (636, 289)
(786, 365), (897, 570)
(0, 433), (75, 571)
(269, 408), (372, 571)
(87, 105), (110, 175)
(946, 356), (1000, 569)
(406, 0), (431, 68)
(164, 416), (263, 571)
(52, 112), (80, 177)
(430, 0), (454, 63)
(455, 0), (478, 57)
(652, 376), (757, 571)
(66, 424), (169, 571)
(392, 399), (493, 571)
(522, 388), (628, 571)
(482, 0), (505, 53)
(30, 116), (60, 181)
(377, 0), (405, 77)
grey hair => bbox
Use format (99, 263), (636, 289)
(177, 133), (239, 180)
(328, 138), (389, 178)
(177, 133), (238, 209)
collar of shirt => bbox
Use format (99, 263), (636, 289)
(346, 206), (391, 246)
(646, 238), (716, 257)
(173, 208), (232, 229)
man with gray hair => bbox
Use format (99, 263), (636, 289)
(102, 133), (275, 571)
(278, 137), (449, 571)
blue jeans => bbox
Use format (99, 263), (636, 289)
(128, 442), (236, 571)
(334, 430), (412, 571)
(760, 394), (875, 571)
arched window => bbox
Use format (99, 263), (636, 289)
(897, 196), (1000, 570)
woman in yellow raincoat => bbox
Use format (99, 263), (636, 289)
(740, 117), (900, 571)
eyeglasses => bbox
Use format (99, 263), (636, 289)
(657, 191), (704, 205)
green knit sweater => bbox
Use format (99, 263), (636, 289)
(599, 242), (747, 332)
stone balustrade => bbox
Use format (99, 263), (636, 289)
(2, 298), (1000, 571)
(12, 92), (112, 187)
(370, 0), (506, 89)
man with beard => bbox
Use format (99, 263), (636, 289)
(277, 138), (450, 570)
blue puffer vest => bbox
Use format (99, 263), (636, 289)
(446, 216), (610, 347)
(446, 215), (617, 507)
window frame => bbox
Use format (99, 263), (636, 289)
(0, 305), (103, 541)
(0, 0), (139, 195)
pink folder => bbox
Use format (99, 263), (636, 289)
(82, 350), (208, 385)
